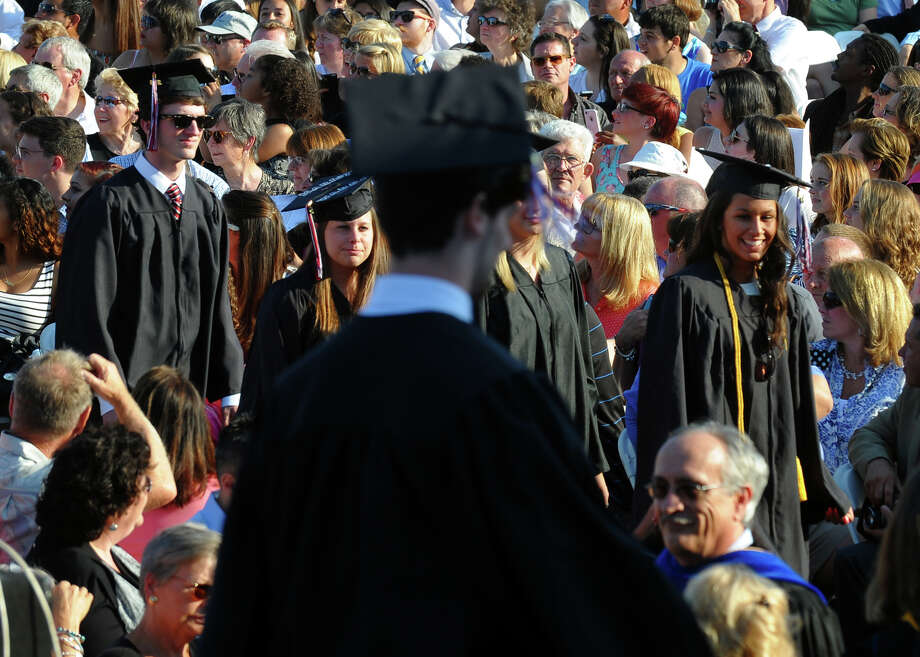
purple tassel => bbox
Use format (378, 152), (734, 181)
(148, 72), (159, 151)
(305, 201), (322, 280)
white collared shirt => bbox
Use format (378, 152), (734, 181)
(623, 13), (639, 39)
(755, 7), (809, 113)
(75, 90), (98, 135)
(402, 46), (438, 75)
(433, 0), (474, 50)
(0, 431), (51, 562)
(360, 273), (473, 323)
(112, 150), (230, 197)
(726, 528), (755, 553)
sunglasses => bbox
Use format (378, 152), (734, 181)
(615, 101), (648, 115)
(203, 33), (242, 45)
(727, 126), (748, 144)
(327, 7), (354, 23)
(823, 290), (844, 310)
(38, 61), (68, 71)
(532, 54), (566, 67)
(350, 63), (372, 77)
(340, 37), (359, 51)
(577, 215), (600, 235)
(172, 579), (212, 600)
(876, 82), (895, 96)
(95, 96), (125, 106)
(389, 10), (428, 23)
(141, 14), (159, 29)
(204, 129), (234, 143)
(711, 40), (742, 54)
(646, 479), (726, 502)
(160, 113), (215, 130)
(37, 1), (71, 13)
(644, 203), (688, 215)
(477, 15), (507, 26)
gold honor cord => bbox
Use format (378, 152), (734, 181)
(713, 254), (807, 501)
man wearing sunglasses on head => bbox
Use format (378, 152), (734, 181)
(530, 32), (609, 130)
(56, 59), (244, 429)
(196, 11), (257, 88)
(390, 0), (440, 74)
(33, 35), (98, 134)
(34, 0), (90, 42)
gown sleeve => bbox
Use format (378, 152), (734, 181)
(55, 186), (125, 377)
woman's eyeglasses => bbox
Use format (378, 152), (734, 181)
(327, 7), (354, 24)
(823, 290), (844, 310)
(160, 114), (215, 130)
(614, 101), (649, 115)
(94, 96), (125, 106)
(875, 82), (895, 96)
(711, 40), (743, 54)
(576, 215), (600, 235)
(140, 14), (159, 29)
(727, 126), (748, 144)
(340, 37), (359, 51)
(169, 577), (211, 600)
(204, 129), (233, 144)
(349, 63), (372, 77)
(477, 15), (507, 26)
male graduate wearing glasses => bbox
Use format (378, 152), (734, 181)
(391, 0), (440, 74)
(56, 60), (243, 425)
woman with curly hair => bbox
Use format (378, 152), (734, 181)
(809, 153), (869, 235)
(117, 366), (219, 561)
(28, 425), (156, 657)
(0, 179), (63, 340)
(112, 0), (199, 68)
(13, 18), (67, 63)
(476, 0), (536, 81)
(223, 190), (295, 357)
(881, 85), (920, 176)
(240, 55), (321, 175)
(844, 179), (920, 288)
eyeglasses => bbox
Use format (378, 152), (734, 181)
(232, 68), (252, 82)
(727, 126), (748, 144)
(477, 15), (507, 26)
(340, 37), (359, 51)
(883, 105), (897, 117)
(36, 1), (71, 14)
(169, 578), (212, 601)
(204, 129), (233, 143)
(646, 478), (727, 502)
(160, 113), (215, 130)
(532, 54), (566, 67)
(823, 289), (844, 310)
(327, 7), (354, 24)
(141, 14), (159, 29)
(202, 33), (242, 45)
(95, 96), (125, 106)
(576, 215), (600, 235)
(14, 144), (44, 160)
(645, 203), (688, 215)
(875, 82), (895, 96)
(389, 10), (428, 23)
(349, 63), (372, 77)
(614, 101), (649, 115)
(711, 40), (743, 54)
(542, 152), (583, 170)
(595, 13), (618, 22)
(38, 61), (68, 72)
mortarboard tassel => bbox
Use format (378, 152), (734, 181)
(305, 200), (323, 281)
(148, 72), (159, 151)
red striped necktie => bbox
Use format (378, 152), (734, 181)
(166, 183), (183, 222)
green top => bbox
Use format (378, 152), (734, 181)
(807, 0), (877, 35)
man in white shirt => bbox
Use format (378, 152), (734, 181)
(719, 0), (809, 111)
(0, 350), (176, 562)
(393, 0), (440, 74)
(433, 0), (473, 50)
(32, 36), (97, 135)
(587, 0), (638, 38)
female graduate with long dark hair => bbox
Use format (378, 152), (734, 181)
(239, 177), (388, 419)
(634, 152), (852, 576)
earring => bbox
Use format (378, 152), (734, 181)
(108, 523), (118, 531)
(148, 595), (158, 604)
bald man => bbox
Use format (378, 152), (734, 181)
(644, 176), (707, 277)
(608, 50), (650, 103)
(804, 235), (865, 309)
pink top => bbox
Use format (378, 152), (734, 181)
(118, 476), (220, 561)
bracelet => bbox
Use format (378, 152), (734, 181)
(59, 636), (84, 649)
(615, 344), (637, 361)
(61, 652), (84, 657)
(56, 628), (86, 643)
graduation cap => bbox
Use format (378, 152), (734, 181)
(346, 66), (554, 176)
(698, 149), (811, 201)
(118, 60), (217, 151)
(283, 171), (374, 280)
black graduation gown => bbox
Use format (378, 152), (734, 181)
(55, 166), (243, 401)
(476, 245), (606, 473)
(199, 311), (713, 657)
(636, 261), (849, 576)
(238, 266), (353, 419)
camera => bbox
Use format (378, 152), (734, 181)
(860, 499), (888, 531)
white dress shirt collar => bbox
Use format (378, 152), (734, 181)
(755, 6), (782, 31)
(134, 152), (188, 196)
(726, 528), (755, 553)
(360, 273), (473, 323)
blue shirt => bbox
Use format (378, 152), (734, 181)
(676, 57), (713, 112)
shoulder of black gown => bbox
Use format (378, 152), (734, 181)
(775, 580), (845, 657)
(202, 313), (712, 657)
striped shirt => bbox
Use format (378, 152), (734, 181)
(0, 261), (54, 340)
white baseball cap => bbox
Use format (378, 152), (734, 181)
(619, 142), (688, 176)
(196, 11), (258, 40)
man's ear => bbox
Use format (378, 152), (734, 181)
(69, 67), (82, 89)
(461, 191), (489, 238)
(582, 161), (594, 178)
(49, 154), (64, 173)
(734, 485), (754, 522)
(66, 13), (80, 34)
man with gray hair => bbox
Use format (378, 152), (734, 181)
(644, 175), (707, 277)
(539, 0), (589, 41)
(0, 350), (176, 561)
(538, 118), (593, 253)
(6, 64), (63, 113)
(32, 36), (96, 134)
(652, 421), (845, 657)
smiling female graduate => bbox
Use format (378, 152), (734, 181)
(634, 151), (852, 577)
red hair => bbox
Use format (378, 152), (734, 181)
(77, 161), (123, 185)
(622, 81), (680, 148)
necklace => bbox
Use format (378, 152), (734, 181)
(837, 346), (865, 380)
(0, 262), (35, 288)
